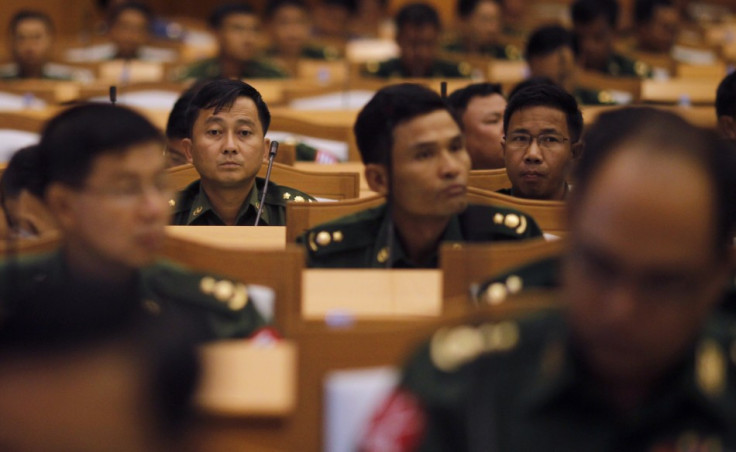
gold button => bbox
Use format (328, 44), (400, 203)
(169, 199), (176, 207)
(294, 195), (305, 202)
(283, 192), (291, 200)
(199, 276), (216, 294)
(504, 214), (520, 228)
(333, 231), (343, 242)
(493, 213), (504, 224)
(213, 280), (234, 302)
(142, 299), (161, 315)
(377, 247), (389, 263)
(484, 283), (507, 305)
(228, 284), (249, 311)
(506, 275), (523, 294)
(192, 206), (203, 216)
(316, 231), (331, 246)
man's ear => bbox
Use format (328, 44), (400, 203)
(262, 137), (271, 161)
(718, 116), (736, 140)
(365, 164), (389, 195)
(571, 140), (583, 160)
(44, 183), (75, 231)
(182, 138), (194, 163)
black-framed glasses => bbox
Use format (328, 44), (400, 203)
(504, 133), (569, 151)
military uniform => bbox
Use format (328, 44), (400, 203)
(297, 203), (543, 268)
(0, 250), (269, 342)
(442, 40), (522, 60)
(573, 86), (619, 106)
(364, 309), (736, 451)
(603, 52), (652, 78)
(176, 57), (288, 80)
(362, 58), (472, 79)
(170, 177), (315, 226)
(264, 44), (340, 61)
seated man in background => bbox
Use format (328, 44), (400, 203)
(264, 0), (340, 76)
(0, 10), (91, 81)
(526, 24), (616, 105)
(171, 79), (314, 226)
(298, 83), (542, 269)
(363, 2), (471, 79)
(178, 3), (287, 80)
(362, 107), (736, 451)
(447, 82), (507, 170)
(312, 0), (357, 43)
(444, 0), (521, 60)
(571, 0), (651, 77)
(165, 84), (201, 168)
(0, 145), (57, 239)
(0, 103), (269, 341)
(716, 71), (736, 141)
(499, 83), (582, 200)
(634, 0), (679, 55)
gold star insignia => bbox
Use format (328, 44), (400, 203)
(484, 283), (507, 305)
(294, 195), (305, 202)
(696, 339), (726, 397)
(333, 231), (343, 242)
(504, 214), (520, 229)
(199, 276), (216, 294)
(377, 247), (390, 264)
(213, 280), (234, 302)
(316, 231), (331, 246)
(506, 275), (523, 294)
(228, 284), (249, 311)
(493, 213), (504, 224)
(283, 192), (291, 200)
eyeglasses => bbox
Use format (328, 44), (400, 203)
(504, 133), (569, 151)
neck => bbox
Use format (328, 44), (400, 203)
(19, 63), (44, 78)
(219, 55), (248, 79)
(391, 206), (452, 267)
(63, 243), (137, 284)
(201, 178), (255, 225)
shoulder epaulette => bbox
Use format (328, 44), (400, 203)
(461, 204), (540, 239)
(302, 206), (384, 256)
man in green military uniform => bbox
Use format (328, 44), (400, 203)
(0, 103), (269, 342)
(572, 0), (651, 78)
(171, 78), (315, 226)
(363, 3), (472, 79)
(297, 83), (542, 268)
(525, 25), (618, 106)
(177, 4), (287, 80)
(443, 0), (521, 60)
(0, 10), (91, 81)
(359, 107), (736, 451)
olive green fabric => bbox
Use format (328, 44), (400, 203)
(362, 58), (472, 79)
(177, 57), (288, 80)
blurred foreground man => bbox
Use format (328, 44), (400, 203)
(360, 108), (736, 450)
(0, 103), (268, 341)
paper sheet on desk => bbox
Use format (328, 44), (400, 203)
(324, 366), (399, 452)
(0, 131), (38, 163)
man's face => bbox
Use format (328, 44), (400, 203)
(638, 5), (679, 53)
(388, 110), (471, 219)
(528, 47), (576, 92)
(218, 13), (260, 62)
(563, 147), (729, 385)
(184, 97), (267, 191)
(462, 93), (506, 169)
(270, 5), (310, 57)
(502, 106), (576, 200)
(108, 9), (149, 59)
(51, 141), (171, 269)
(12, 19), (52, 69)
(467, 1), (501, 46)
(574, 16), (613, 71)
(397, 24), (440, 77)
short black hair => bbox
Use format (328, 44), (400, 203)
(354, 83), (456, 165)
(185, 78), (270, 138)
(0, 145), (43, 202)
(322, 0), (358, 15)
(507, 76), (557, 100)
(37, 103), (163, 192)
(577, 107), (736, 257)
(209, 3), (256, 29)
(457, 0), (500, 19)
(716, 71), (736, 118)
(8, 10), (54, 35)
(571, 0), (619, 28)
(503, 83), (583, 143)
(107, 1), (153, 26)
(396, 2), (441, 32)
(166, 80), (209, 140)
(525, 24), (574, 60)
(447, 82), (504, 119)
(634, 0), (674, 25)
(265, 0), (308, 20)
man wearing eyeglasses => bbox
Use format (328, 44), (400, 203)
(498, 83), (582, 201)
(0, 103), (269, 342)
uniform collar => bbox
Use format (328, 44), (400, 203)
(371, 206), (463, 268)
(187, 179), (267, 226)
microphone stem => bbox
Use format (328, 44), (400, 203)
(254, 141), (279, 226)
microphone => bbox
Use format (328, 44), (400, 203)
(254, 141), (279, 226)
(109, 86), (117, 106)
(440, 81), (447, 100)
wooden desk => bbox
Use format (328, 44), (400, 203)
(294, 161), (374, 196)
(165, 226), (286, 249)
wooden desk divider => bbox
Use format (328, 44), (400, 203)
(165, 226), (286, 249)
(468, 168), (511, 192)
(285, 195), (385, 242)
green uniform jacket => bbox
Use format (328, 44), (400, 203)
(396, 309), (736, 451)
(573, 86), (619, 106)
(297, 203), (543, 268)
(264, 44), (340, 61)
(442, 39), (522, 60)
(604, 52), (652, 78)
(362, 58), (472, 79)
(0, 250), (268, 341)
(177, 57), (288, 80)
(170, 177), (316, 226)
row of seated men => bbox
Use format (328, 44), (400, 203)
(0, 0), (728, 105)
(1, 76), (736, 449)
